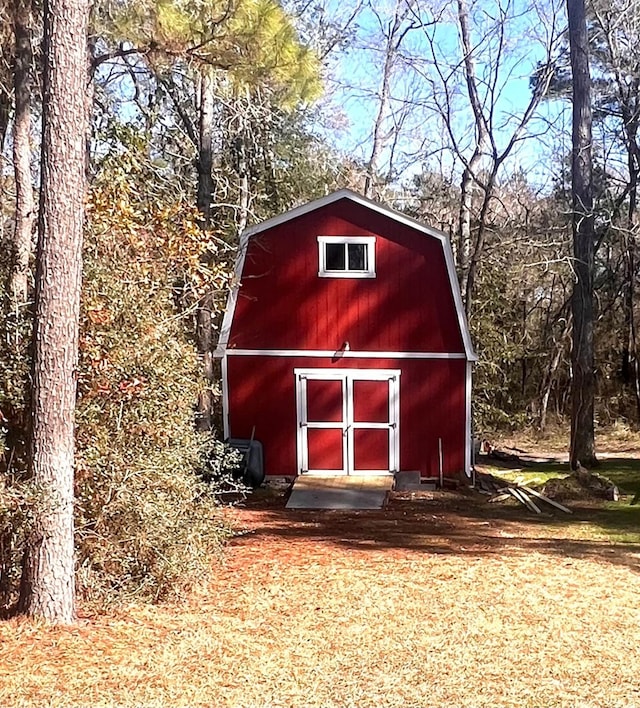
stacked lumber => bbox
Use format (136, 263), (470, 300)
(475, 471), (572, 515)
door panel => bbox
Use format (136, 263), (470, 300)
(352, 428), (389, 471)
(307, 427), (344, 471)
(296, 370), (399, 475)
(352, 379), (389, 423)
(306, 378), (343, 422)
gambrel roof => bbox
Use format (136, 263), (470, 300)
(215, 188), (477, 361)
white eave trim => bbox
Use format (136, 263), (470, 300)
(214, 189), (477, 361)
(214, 228), (250, 358)
(224, 349), (467, 359)
(465, 360), (473, 478)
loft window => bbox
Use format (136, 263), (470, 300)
(317, 236), (376, 278)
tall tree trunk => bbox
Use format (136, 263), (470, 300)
(539, 325), (569, 432)
(11, 0), (36, 309)
(18, 0), (90, 623)
(567, 0), (597, 468)
(235, 133), (250, 234)
(456, 0), (489, 312)
(463, 171), (494, 312)
(457, 164), (476, 287)
(195, 69), (215, 431)
(196, 68), (214, 224)
(364, 1), (406, 199)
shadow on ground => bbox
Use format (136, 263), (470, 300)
(231, 479), (640, 574)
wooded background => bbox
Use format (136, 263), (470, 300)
(0, 0), (638, 617)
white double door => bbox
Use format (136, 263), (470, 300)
(295, 368), (400, 475)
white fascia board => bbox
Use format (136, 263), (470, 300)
(441, 237), (478, 362)
(214, 189), (477, 361)
(213, 228), (250, 358)
(464, 360), (473, 477)
(221, 353), (230, 439)
(242, 188), (448, 246)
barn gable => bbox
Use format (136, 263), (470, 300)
(215, 189), (477, 361)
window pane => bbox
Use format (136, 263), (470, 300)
(325, 243), (345, 270)
(348, 243), (367, 270)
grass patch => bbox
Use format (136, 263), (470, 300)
(587, 503), (640, 544)
(479, 456), (640, 544)
(497, 465), (570, 485)
(481, 455), (640, 498)
(596, 457), (640, 495)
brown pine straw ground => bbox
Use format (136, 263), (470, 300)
(2, 483), (640, 707)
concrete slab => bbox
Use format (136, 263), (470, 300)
(394, 471), (438, 492)
(394, 470), (421, 491)
(286, 475), (393, 510)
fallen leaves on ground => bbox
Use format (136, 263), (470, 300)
(2, 491), (640, 708)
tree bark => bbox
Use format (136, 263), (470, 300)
(539, 324), (569, 432)
(235, 132), (250, 234)
(364, 0), (407, 199)
(196, 68), (215, 224)
(566, 0), (597, 468)
(18, 0), (90, 623)
(11, 0), (36, 309)
(195, 68), (215, 430)
(456, 0), (490, 311)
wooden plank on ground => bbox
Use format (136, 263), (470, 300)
(488, 493), (511, 503)
(520, 485), (573, 514)
(509, 487), (541, 514)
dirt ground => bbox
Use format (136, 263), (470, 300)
(2, 467), (640, 708)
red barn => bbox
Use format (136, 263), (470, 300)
(214, 190), (477, 482)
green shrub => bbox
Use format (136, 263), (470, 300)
(74, 144), (235, 602)
(1, 129), (237, 608)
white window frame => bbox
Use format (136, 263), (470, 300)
(317, 236), (376, 278)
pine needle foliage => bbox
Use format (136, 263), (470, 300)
(97, 0), (321, 106)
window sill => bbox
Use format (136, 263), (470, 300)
(317, 271), (377, 279)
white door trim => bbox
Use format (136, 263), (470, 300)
(295, 368), (400, 476)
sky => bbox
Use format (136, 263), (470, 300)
(312, 0), (571, 193)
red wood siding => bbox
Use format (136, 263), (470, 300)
(307, 379), (342, 422)
(353, 379), (388, 423)
(308, 429), (344, 471)
(226, 355), (466, 477)
(229, 199), (464, 353)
